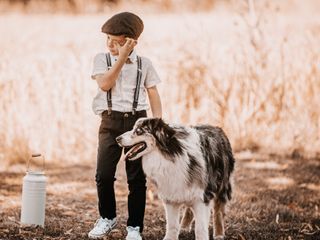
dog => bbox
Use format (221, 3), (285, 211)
(116, 118), (235, 240)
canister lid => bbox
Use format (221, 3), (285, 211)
(27, 154), (45, 173)
(27, 170), (45, 175)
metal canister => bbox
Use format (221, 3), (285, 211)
(20, 154), (47, 227)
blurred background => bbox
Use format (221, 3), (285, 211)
(1, 0), (319, 167)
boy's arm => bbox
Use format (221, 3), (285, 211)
(93, 38), (137, 91)
(94, 56), (126, 91)
(147, 86), (162, 118)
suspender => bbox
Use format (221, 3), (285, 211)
(132, 56), (142, 115)
(105, 53), (142, 115)
(106, 53), (112, 115)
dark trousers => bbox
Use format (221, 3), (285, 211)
(95, 110), (147, 232)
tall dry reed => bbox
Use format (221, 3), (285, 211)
(0, 3), (319, 168)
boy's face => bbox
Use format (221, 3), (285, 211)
(107, 34), (127, 56)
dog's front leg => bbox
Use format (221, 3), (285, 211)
(163, 201), (180, 240)
(192, 201), (211, 240)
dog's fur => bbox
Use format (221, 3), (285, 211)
(117, 118), (235, 240)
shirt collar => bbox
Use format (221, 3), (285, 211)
(111, 49), (137, 64)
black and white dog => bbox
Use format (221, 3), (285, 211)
(116, 118), (235, 240)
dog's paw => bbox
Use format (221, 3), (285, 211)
(214, 235), (225, 240)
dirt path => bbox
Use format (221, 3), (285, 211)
(1, 153), (319, 240)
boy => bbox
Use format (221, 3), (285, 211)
(88, 12), (162, 240)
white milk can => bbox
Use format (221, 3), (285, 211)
(20, 154), (47, 227)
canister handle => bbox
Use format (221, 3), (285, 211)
(27, 154), (45, 173)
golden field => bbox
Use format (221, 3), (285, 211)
(0, 1), (320, 167)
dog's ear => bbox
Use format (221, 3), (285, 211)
(152, 118), (175, 140)
(151, 118), (163, 130)
(162, 121), (176, 139)
(151, 118), (184, 157)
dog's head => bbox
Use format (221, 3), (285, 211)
(116, 117), (185, 160)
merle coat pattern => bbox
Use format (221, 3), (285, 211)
(116, 118), (235, 240)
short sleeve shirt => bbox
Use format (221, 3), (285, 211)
(91, 50), (161, 115)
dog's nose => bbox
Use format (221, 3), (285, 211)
(116, 136), (122, 143)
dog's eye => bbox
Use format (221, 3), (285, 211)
(135, 128), (143, 135)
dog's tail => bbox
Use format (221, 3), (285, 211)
(225, 136), (235, 201)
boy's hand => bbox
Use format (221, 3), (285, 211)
(116, 38), (137, 59)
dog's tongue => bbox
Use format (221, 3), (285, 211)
(124, 143), (145, 159)
(124, 147), (135, 159)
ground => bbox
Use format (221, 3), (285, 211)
(0, 152), (319, 240)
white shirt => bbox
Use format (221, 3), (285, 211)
(91, 50), (161, 115)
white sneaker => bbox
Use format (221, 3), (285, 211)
(126, 226), (142, 240)
(88, 217), (117, 239)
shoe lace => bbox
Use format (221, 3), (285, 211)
(127, 226), (140, 237)
(94, 217), (112, 229)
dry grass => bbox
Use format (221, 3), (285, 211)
(0, 1), (320, 167)
(0, 0), (217, 14)
(1, 154), (319, 239)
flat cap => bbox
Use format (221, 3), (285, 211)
(101, 12), (144, 40)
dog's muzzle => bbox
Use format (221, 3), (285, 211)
(115, 136), (122, 145)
